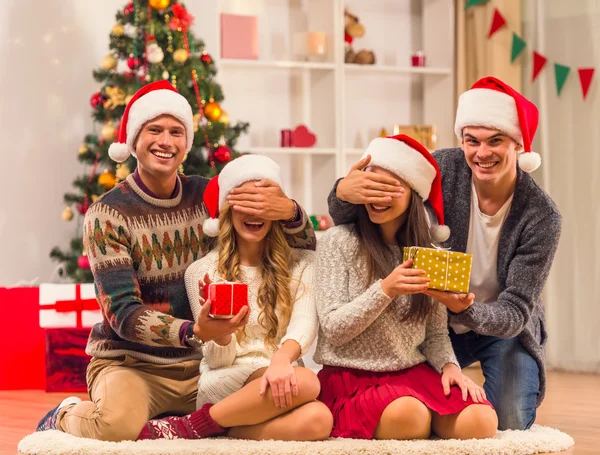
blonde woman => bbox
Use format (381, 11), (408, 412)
(136, 155), (332, 441)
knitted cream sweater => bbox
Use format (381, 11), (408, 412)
(185, 248), (318, 407)
(313, 224), (459, 373)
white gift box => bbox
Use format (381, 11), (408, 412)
(39, 283), (102, 328)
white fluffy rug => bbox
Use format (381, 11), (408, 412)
(18, 425), (574, 455)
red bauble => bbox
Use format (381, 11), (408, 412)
(201, 53), (212, 65)
(77, 255), (90, 269)
(76, 202), (88, 215)
(127, 56), (143, 70)
(90, 92), (102, 109)
(213, 145), (231, 163)
(124, 2), (134, 14)
(123, 71), (136, 81)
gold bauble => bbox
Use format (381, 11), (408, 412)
(112, 24), (124, 36)
(78, 144), (88, 155)
(125, 94), (134, 104)
(173, 49), (189, 63)
(101, 54), (117, 70)
(62, 206), (73, 221)
(219, 110), (230, 126)
(91, 195), (100, 203)
(204, 101), (222, 122)
(149, 0), (170, 10)
(98, 171), (117, 190)
(115, 165), (131, 181)
(101, 123), (117, 141)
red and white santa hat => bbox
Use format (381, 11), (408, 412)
(362, 134), (450, 242)
(202, 154), (284, 237)
(454, 76), (541, 173)
(108, 80), (194, 163)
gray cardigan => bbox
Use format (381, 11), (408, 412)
(327, 147), (562, 405)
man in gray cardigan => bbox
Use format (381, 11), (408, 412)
(327, 76), (561, 431)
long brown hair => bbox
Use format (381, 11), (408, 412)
(216, 207), (294, 350)
(354, 190), (434, 323)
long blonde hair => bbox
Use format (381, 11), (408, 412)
(217, 206), (294, 350)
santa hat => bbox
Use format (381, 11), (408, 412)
(108, 80), (194, 163)
(362, 134), (450, 242)
(454, 76), (541, 173)
(202, 155), (284, 237)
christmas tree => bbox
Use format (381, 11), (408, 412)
(51, 0), (249, 283)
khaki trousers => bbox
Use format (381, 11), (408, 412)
(57, 355), (199, 441)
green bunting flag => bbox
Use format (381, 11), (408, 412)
(510, 33), (527, 62)
(465, 0), (489, 9)
(554, 63), (571, 96)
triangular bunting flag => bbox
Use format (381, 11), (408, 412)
(554, 63), (571, 96)
(532, 51), (548, 82)
(465, 0), (489, 9)
(488, 9), (507, 38)
(510, 33), (527, 62)
(578, 68), (595, 100)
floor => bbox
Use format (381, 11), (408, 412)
(1, 369), (598, 455)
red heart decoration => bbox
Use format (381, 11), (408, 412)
(292, 125), (317, 148)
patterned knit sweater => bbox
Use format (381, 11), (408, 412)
(313, 224), (459, 373)
(185, 249), (318, 406)
(83, 173), (316, 364)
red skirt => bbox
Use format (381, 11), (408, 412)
(317, 363), (493, 439)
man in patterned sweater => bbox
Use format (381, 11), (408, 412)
(327, 77), (561, 431)
(37, 81), (316, 441)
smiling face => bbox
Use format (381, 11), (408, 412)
(462, 126), (522, 184)
(364, 166), (412, 225)
(230, 181), (273, 244)
(134, 114), (187, 182)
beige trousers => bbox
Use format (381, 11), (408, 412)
(57, 355), (199, 442)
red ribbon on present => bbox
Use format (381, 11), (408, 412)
(50, 284), (98, 328)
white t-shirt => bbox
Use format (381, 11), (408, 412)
(450, 181), (513, 335)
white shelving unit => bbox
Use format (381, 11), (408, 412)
(196, 0), (455, 216)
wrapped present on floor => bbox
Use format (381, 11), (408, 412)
(45, 327), (91, 393)
(39, 283), (101, 328)
(207, 282), (248, 319)
(403, 246), (473, 293)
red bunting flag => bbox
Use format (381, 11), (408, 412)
(532, 51), (548, 82)
(488, 9), (507, 38)
(578, 68), (595, 100)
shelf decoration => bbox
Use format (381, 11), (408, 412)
(344, 8), (375, 65)
(220, 14), (258, 60)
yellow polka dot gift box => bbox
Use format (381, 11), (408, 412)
(403, 246), (472, 293)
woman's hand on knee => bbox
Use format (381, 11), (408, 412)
(259, 360), (298, 409)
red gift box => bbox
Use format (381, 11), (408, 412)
(207, 282), (248, 319)
(0, 287), (45, 390)
(39, 283), (101, 328)
(45, 328), (91, 393)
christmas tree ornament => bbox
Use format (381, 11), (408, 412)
(178, 164), (184, 174)
(193, 113), (201, 132)
(90, 92), (103, 109)
(98, 171), (117, 190)
(162, 70), (170, 80)
(111, 24), (125, 36)
(123, 2), (134, 15)
(78, 144), (88, 155)
(125, 94), (134, 104)
(127, 55), (143, 70)
(124, 23), (137, 38)
(103, 86), (127, 110)
(101, 123), (117, 141)
(62, 207), (73, 221)
(201, 52), (212, 64)
(78, 254), (91, 270)
(91, 195), (100, 202)
(213, 145), (232, 163)
(146, 40), (164, 64)
(115, 164), (131, 180)
(204, 100), (222, 121)
(145, 74), (152, 82)
(101, 54), (117, 71)
(149, 0), (170, 10)
(76, 202), (88, 215)
(173, 48), (189, 63)
(219, 110), (230, 126)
